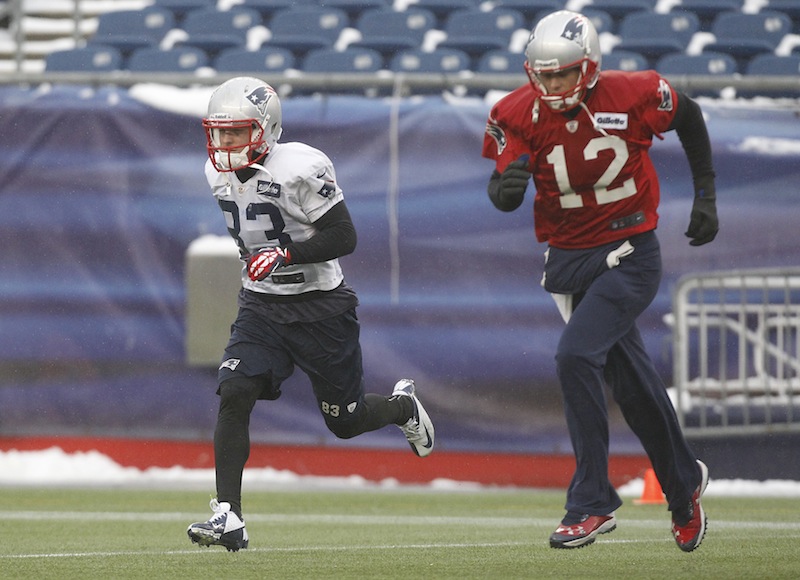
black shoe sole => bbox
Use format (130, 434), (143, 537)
(188, 529), (248, 552)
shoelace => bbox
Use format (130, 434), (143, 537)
(208, 498), (228, 523)
(402, 416), (424, 441)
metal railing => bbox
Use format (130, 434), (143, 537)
(670, 268), (800, 437)
(2, 70), (799, 100)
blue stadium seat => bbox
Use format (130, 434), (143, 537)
(437, 8), (526, 58)
(268, 7), (349, 58)
(390, 48), (471, 73)
(582, 9), (615, 34)
(671, 0), (742, 32)
(214, 46), (295, 73)
(704, 11), (792, 68)
(412, 0), (481, 26)
(616, 11), (699, 66)
(349, 8), (436, 58)
(746, 53), (800, 75)
(239, 0), (318, 22)
(302, 47), (383, 73)
(127, 46), (209, 72)
(176, 7), (261, 57)
(45, 45), (123, 72)
(744, 54), (800, 97)
(389, 48), (471, 95)
(656, 51), (738, 75)
(297, 47), (384, 96)
(604, 49), (649, 72)
(656, 51), (738, 97)
(764, 1), (800, 32)
(476, 49), (524, 74)
(153, 0), (216, 23)
(91, 7), (175, 55)
(491, 0), (562, 22)
(584, 0), (657, 28)
(319, 0), (391, 21)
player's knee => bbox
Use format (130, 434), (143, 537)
(218, 377), (261, 418)
(555, 344), (597, 378)
(325, 415), (362, 439)
(324, 404), (370, 439)
(556, 345), (582, 367)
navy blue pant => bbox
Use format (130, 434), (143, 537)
(213, 302), (406, 515)
(551, 233), (701, 516)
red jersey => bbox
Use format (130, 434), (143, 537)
(482, 70), (678, 249)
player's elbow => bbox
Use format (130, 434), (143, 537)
(341, 223), (357, 256)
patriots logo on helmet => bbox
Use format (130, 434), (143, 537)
(245, 86), (275, 116)
(561, 16), (586, 47)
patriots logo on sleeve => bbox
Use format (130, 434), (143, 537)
(317, 181), (336, 198)
(657, 79), (674, 111)
(486, 120), (507, 155)
(314, 167), (337, 198)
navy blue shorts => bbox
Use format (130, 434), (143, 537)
(218, 304), (366, 418)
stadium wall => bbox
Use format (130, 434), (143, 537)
(0, 86), (799, 479)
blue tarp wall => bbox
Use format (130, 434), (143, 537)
(1, 86), (799, 454)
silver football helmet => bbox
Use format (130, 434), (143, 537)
(203, 76), (282, 172)
(524, 11), (601, 112)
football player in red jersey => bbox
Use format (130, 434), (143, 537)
(482, 11), (716, 551)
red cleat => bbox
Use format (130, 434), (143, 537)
(672, 460), (709, 552)
(549, 513), (617, 549)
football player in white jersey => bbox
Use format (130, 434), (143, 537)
(187, 77), (434, 552)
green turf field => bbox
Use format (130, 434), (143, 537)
(2, 486), (797, 579)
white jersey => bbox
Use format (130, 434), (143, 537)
(204, 141), (345, 296)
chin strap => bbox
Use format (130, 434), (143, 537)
(579, 101), (610, 137)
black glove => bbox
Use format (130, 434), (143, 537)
(498, 155), (531, 206)
(685, 177), (718, 246)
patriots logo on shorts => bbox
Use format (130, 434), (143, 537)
(245, 85), (276, 116)
(220, 358), (240, 371)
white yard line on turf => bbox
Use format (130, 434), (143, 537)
(7, 511), (800, 531)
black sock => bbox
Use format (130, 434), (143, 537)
(362, 393), (413, 428)
(388, 393), (414, 424)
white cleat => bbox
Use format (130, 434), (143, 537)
(392, 379), (435, 457)
(187, 499), (249, 552)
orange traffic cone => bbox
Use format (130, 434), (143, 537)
(634, 468), (666, 505)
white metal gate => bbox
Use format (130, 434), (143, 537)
(670, 268), (800, 436)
